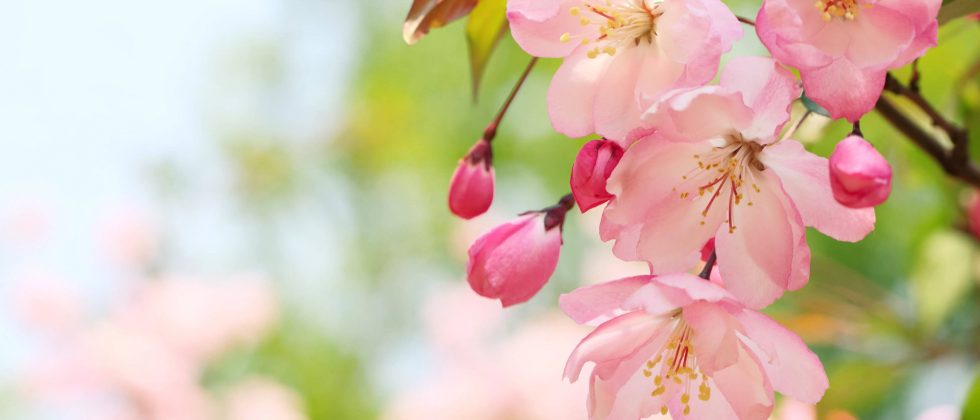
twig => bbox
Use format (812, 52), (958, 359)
(699, 251), (717, 280)
(737, 16), (756, 26)
(483, 57), (538, 142)
(882, 73), (972, 178)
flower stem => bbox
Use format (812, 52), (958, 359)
(483, 57), (539, 142)
(699, 251), (717, 280)
(736, 16), (756, 26)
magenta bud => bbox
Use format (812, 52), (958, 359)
(466, 213), (562, 307)
(570, 139), (625, 212)
(829, 136), (892, 208)
(449, 140), (494, 219)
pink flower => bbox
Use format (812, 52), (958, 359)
(829, 135), (892, 208)
(449, 139), (495, 219)
(467, 201), (572, 306)
(571, 139), (625, 212)
(507, 0), (742, 140)
(560, 274), (829, 420)
(756, 0), (941, 122)
(601, 57), (875, 308)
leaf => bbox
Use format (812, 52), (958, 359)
(910, 230), (974, 332)
(801, 92), (831, 117)
(404, 0), (478, 45)
(466, 0), (508, 100)
(938, 0), (980, 25)
(964, 372), (980, 420)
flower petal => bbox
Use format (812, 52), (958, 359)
(547, 52), (611, 137)
(560, 276), (653, 325)
(719, 56), (801, 142)
(800, 59), (886, 122)
(714, 169), (799, 309)
(762, 140), (875, 242)
(506, 0), (585, 58)
(735, 309), (829, 404)
(564, 311), (667, 382)
(683, 301), (742, 373)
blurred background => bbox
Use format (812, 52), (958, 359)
(0, 0), (978, 419)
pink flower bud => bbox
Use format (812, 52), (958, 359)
(448, 140), (494, 219)
(570, 139), (624, 212)
(466, 213), (562, 307)
(829, 136), (892, 208)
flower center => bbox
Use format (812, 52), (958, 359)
(643, 320), (711, 416)
(560, 0), (664, 59)
(815, 0), (864, 21)
(673, 136), (766, 234)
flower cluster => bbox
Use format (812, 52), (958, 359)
(410, 0), (944, 418)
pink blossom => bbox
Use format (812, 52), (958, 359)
(756, 0), (941, 121)
(467, 212), (563, 307)
(449, 139), (495, 219)
(507, 0), (742, 140)
(601, 57), (874, 308)
(560, 274), (829, 420)
(572, 139), (625, 212)
(829, 135), (892, 208)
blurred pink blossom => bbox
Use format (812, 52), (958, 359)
(98, 207), (160, 269)
(223, 377), (308, 420)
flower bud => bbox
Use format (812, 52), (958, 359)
(829, 136), (892, 208)
(448, 139), (494, 219)
(570, 139), (624, 212)
(466, 211), (564, 307)
(966, 193), (980, 240)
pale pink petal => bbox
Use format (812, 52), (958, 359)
(735, 309), (829, 404)
(653, 273), (733, 303)
(801, 59), (885, 122)
(642, 87), (755, 143)
(714, 170), (798, 309)
(683, 302), (742, 373)
(592, 46), (661, 140)
(667, 375), (739, 420)
(699, 343), (775, 420)
(588, 331), (678, 420)
(884, 0), (940, 66)
(845, 6), (914, 69)
(560, 276), (652, 325)
(719, 56), (801, 141)
(756, 0), (836, 70)
(564, 311), (667, 382)
(547, 52), (611, 137)
(506, 0), (585, 58)
(762, 140), (876, 241)
(658, 0), (741, 67)
(622, 282), (692, 316)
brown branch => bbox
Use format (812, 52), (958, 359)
(737, 16), (756, 26)
(875, 76), (980, 187)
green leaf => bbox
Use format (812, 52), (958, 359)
(465, 0), (508, 100)
(964, 372), (980, 420)
(939, 0), (980, 25)
(910, 230), (974, 332)
(801, 92), (831, 117)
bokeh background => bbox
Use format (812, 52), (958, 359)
(1, 0), (979, 419)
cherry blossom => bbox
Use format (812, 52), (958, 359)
(560, 274), (828, 420)
(601, 57), (875, 308)
(571, 139), (625, 212)
(507, 0), (741, 140)
(829, 135), (893, 208)
(449, 139), (495, 219)
(756, 0), (941, 121)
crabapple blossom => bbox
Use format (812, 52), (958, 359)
(829, 135), (893, 208)
(467, 197), (573, 306)
(507, 0), (742, 140)
(756, 0), (941, 121)
(601, 56), (875, 308)
(449, 139), (495, 219)
(571, 139), (625, 212)
(560, 274), (828, 420)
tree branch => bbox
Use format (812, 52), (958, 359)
(875, 74), (978, 187)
